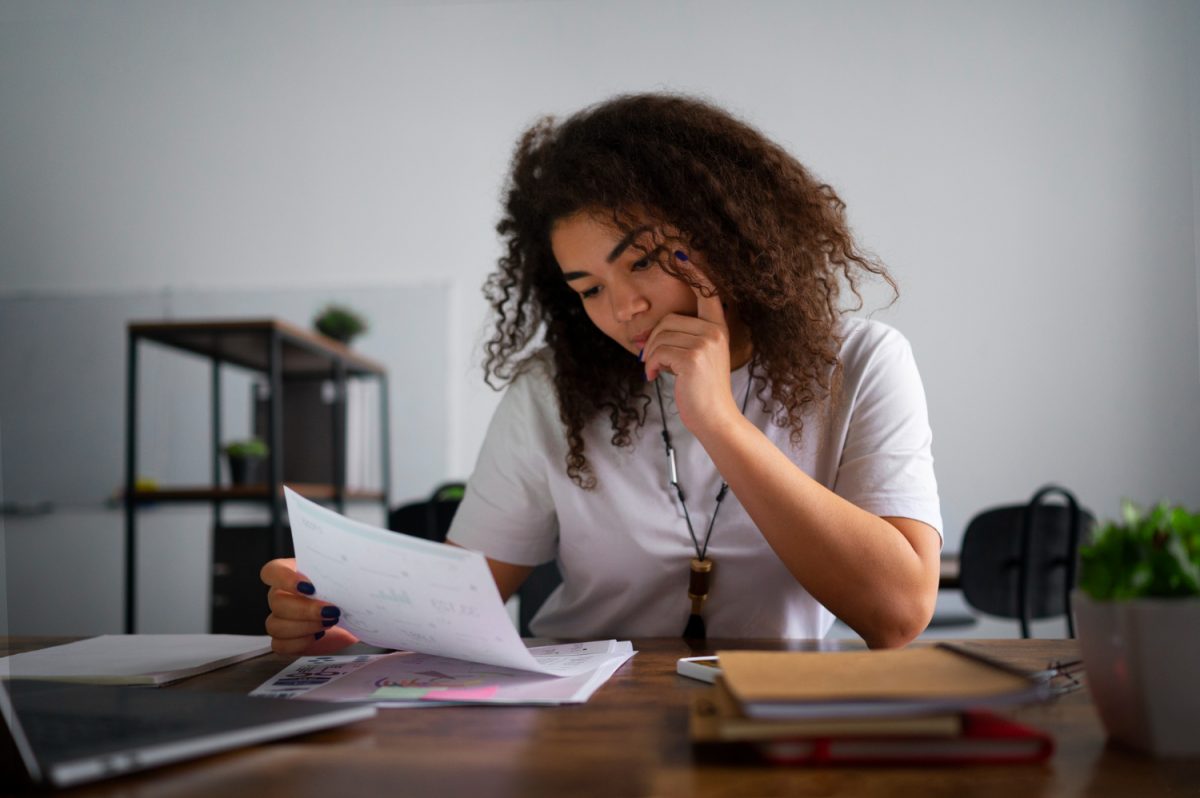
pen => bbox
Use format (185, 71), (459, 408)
(935, 641), (1048, 681)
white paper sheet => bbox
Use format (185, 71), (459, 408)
(286, 488), (590, 676)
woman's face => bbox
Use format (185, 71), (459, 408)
(550, 211), (698, 358)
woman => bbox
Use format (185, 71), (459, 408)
(261, 93), (942, 653)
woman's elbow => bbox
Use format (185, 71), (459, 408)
(862, 597), (935, 650)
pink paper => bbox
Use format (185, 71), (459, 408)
(420, 685), (500, 702)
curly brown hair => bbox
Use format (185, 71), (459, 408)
(484, 93), (895, 488)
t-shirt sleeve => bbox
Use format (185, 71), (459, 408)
(834, 323), (943, 541)
(445, 367), (561, 566)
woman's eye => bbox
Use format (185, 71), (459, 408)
(580, 286), (601, 299)
(631, 258), (651, 272)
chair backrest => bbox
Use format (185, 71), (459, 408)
(959, 485), (1094, 638)
(387, 482), (561, 637)
(387, 482), (465, 542)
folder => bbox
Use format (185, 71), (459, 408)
(0, 635), (272, 686)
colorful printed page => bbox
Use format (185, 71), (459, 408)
(286, 488), (595, 676)
(252, 641), (636, 706)
(250, 653), (388, 700)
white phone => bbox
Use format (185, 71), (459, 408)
(675, 655), (721, 683)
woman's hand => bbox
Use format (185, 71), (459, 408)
(260, 558), (358, 655)
(641, 261), (741, 438)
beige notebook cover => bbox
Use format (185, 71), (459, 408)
(718, 647), (1039, 708)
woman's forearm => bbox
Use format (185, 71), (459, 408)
(696, 414), (941, 648)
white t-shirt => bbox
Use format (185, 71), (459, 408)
(447, 318), (941, 639)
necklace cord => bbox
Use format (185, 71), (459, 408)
(653, 367), (754, 561)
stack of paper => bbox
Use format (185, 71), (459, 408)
(252, 640), (634, 706)
(690, 647), (1055, 765)
(264, 489), (636, 706)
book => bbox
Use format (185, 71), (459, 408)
(717, 647), (1050, 720)
(700, 677), (962, 740)
(690, 689), (1054, 765)
(0, 635), (272, 686)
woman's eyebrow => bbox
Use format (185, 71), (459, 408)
(606, 225), (653, 263)
(561, 225), (655, 281)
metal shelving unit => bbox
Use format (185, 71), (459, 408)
(123, 318), (390, 633)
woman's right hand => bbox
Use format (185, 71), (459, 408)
(260, 558), (359, 655)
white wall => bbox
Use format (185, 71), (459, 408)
(1192, 0), (1200, 373)
(2, 0), (1199, 636)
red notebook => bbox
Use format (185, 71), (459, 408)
(757, 710), (1054, 766)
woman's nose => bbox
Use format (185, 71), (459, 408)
(609, 278), (649, 322)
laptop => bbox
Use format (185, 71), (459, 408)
(0, 679), (376, 789)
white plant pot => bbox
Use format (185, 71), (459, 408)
(1073, 591), (1200, 756)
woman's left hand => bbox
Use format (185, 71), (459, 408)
(641, 267), (741, 437)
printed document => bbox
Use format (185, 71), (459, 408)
(285, 488), (624, 677)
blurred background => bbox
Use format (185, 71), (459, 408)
(1, 0), (1198, 639)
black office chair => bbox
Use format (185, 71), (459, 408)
(958, 484), (1094, 638)
(388, 482), (562, 637)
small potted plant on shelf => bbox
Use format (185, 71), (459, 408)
(223, 438), (270, 487)
(313, 304), (368, 345)
(1074, 500), (1200, 756)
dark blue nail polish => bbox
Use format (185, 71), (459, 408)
(674, 250), (689, 261)
(297, 581), (315, 595)
(322, 618), (338, 628)
(638, 348), (644, 362)
(321, 606), (340, 618)
(314, 631), (325, 641)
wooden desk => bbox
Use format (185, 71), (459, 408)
(5, 637), (1199, 797)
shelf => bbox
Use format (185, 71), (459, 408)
(129, 318), (386, 377)
(130, 484), (385, 504)
(124, 316), (391, 634)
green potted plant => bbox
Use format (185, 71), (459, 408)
(223, 438), (270, 486)
(1074, 500), (1200, 756)
(313, 304), (368, 345)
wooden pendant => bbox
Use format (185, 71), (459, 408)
(688, 557), (714, 615)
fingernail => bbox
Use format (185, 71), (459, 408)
(674, 250), (689, 261)
(297, 581), (315, 595)
(322, 618), (338, 628)
(321, 606), (341, 618)
(638, 348), (644, 362)
(314, 631), (326, 641)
